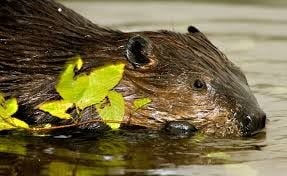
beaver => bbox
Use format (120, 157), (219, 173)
(0, 0), (266, 137)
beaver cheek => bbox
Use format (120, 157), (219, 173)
(163, 121), (197, 136)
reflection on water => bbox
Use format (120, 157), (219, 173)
(0, 130), (267, 175)
(1, 0), (287, 175)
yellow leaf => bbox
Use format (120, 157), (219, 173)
(0, 95), (29, 131)
(40, 56), (126, 123)
(56, 56), (88, 103)
(133, 98), (152, 110)
(0, 117), (29, 129)
(77, 63), (125, 109)
(5, 98), (18, 116)
(74, 55), (83, 70)
(38, 100), (74, 120)
(96, 91), (125, 129)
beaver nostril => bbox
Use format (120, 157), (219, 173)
(242, 115), (252, 127)
(240, 112), (266, 136)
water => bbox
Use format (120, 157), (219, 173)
(1, 0), (287, 175)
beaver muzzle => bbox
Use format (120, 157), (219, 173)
(237, 110), (266, 136)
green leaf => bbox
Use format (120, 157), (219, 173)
(96, 91), (125, 129)
(77, 63), (125, 109)
(0, 96), (29, 130)
(38, 100), (74, 120)
(133, 98), (152, 110)
(56, 56), (88, 103)
(0, 117), (29, 130)
(0, 98), (18, 118)
(5, 98), (18, 116)
(40, 56), (125, 123)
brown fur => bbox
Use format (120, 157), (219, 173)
(0, 0), (265, 136)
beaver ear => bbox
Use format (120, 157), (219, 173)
(126, 35), (153, 67)
(187, 25), (200, 33)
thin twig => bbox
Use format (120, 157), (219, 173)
(28, 119), (127, 132)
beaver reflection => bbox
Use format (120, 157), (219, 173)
(0, 0), (266, 136)
(0, 132), (266, 175)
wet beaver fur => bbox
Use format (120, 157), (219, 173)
(0, 0), (266, 136)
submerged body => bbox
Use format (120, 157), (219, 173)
(0, 0), (266, 136)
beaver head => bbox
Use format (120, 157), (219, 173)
(0, 0), (266, 137)
(116, 27), (266, 137)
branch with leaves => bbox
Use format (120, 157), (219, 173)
(38, 56), (126, 129)
(0, 55), (151, 132)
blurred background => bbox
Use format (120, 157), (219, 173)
(62, 0), (287, 6)
(1, 0), (287, 175)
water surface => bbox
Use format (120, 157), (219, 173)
(1, 1), (287, 175)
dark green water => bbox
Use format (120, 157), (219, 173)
(1, 0), (287, 175)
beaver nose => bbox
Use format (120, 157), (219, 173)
(240, 111), (266, 136)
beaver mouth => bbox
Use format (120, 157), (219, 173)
(237, 111), (267, 136)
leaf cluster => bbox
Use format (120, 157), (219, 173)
(0, 55), (152, 131)
(39, 56), (126, 129)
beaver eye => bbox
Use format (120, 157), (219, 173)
(192, 79), (206, 90)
